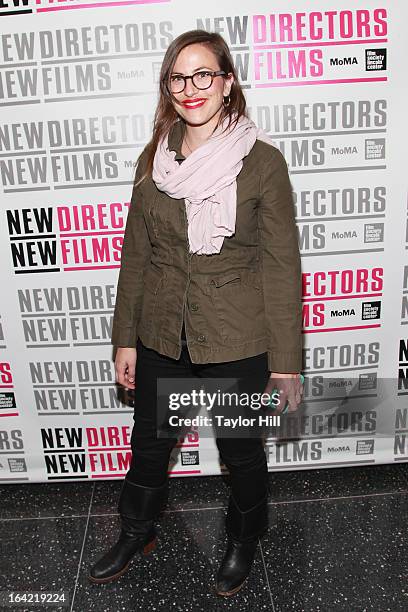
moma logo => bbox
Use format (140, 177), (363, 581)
(330, 57), (358, 66)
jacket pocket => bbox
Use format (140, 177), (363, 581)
(211, 271), (241, 290)
(211, 269), (262, 291)
(210, 269), (266, 342)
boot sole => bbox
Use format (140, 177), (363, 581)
(88, 536), (157, 585)
(214, 575), (248, 597)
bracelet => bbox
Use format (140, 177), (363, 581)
(269, 373), (304, 413)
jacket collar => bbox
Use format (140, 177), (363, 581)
(168, 119), (186, 162)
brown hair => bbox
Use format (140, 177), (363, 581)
(134, 29), (248, 186)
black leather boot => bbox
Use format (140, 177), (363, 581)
(88, 478), (168, 584)
(215, 491), (268, 597)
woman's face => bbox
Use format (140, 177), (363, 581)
(169, 43), (234, 128)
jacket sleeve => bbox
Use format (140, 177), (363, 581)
(258, 145), (303, 373)
(111, 149), (151, 347)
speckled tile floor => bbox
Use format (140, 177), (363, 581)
(1, 463), (407, 612)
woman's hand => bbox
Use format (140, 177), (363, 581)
(263, 372), (304, 414)
(115, 347), (137, 390)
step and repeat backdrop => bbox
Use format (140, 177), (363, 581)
(1, 1), (407, 483)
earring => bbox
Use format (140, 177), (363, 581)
(223, 94), (231, 107)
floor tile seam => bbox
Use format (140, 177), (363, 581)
(69, 482), (95, 612)
(259, 540), (277, 612)
(150, 488), (408, 512)
(1, 488), (407, 522)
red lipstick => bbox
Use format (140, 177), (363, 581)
(181, 98), (207, 109)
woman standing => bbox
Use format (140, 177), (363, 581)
(89, 29), (303, 597)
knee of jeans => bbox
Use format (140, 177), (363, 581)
(131, 435), (177, 453)
(130, 449), (172, 478)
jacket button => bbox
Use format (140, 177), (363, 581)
(190, 303), (199, 311)
(197, 334), (206, 342)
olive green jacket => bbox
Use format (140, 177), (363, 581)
(111, 120), (303, 373)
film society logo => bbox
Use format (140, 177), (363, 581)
(17, 285), (114, 347)
(302, 266), (383, 333)
(0, 100), (387, 194)
(395, 339), (408, 459)
(0, 429), (27, 478)
(40, 425), (200, 479)
(0, 362), (17, 418)
(169, 429), (201, 475)
(0, 9), (387, 104)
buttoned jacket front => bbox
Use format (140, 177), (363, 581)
(111, 119), (303, 373)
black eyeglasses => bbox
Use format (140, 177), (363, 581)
(166, 70), (226, 94)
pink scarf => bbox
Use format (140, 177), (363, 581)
(152, 114), (275, 255)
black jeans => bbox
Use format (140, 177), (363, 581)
(126, 337), (271, 511)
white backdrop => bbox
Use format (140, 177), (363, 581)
(1, 0), (407, 483)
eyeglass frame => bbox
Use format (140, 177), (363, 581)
(165, 69), (227, 94)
